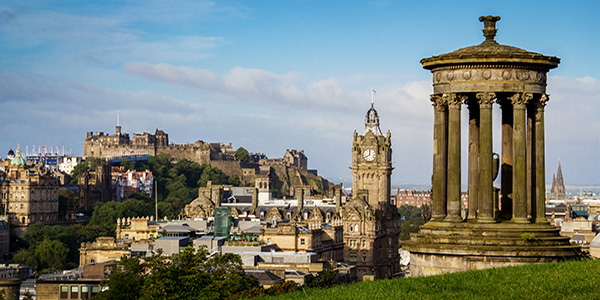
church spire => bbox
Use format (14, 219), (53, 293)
(550, 161), (566, 199)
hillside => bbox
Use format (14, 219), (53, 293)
(258, 260), (600, 300)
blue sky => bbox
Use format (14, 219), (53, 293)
(1, 0), (599, 187)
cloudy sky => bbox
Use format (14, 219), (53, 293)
(1, 0), (599, 188)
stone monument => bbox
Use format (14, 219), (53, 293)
(403, 16), (579, 276)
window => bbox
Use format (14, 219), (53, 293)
(362, 253), (367, 262)
(60, 285), (69, 298)
(349, 252), (357, 262)
(267, 238), (272, 244)
(70, 285), (79, 299)
(362, 240), (367, 248)
(90, 286), (99, 297)
(81, 286), (89, 299)
(300, 238), (305, 246)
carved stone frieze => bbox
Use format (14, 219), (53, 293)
(432, 68), (547, 85)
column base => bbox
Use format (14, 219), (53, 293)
(431, 215), (447, 222)
(444, 215), (463, 223)
(535, 218), (550, 224)
(511, 217), (530, 224)
(477, 216), (497, 224)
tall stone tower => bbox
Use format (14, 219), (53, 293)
(341, 102), (400, 281)
(350, 103), (393, 207)
(403, 16), (579, 276)
(550, 161), (566, 199)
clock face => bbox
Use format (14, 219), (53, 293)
(363, 149), (376, 161)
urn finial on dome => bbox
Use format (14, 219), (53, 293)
(479, 15), (501, 41)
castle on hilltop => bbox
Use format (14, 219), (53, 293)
(83, 126), (328, 196)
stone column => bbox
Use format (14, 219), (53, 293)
(431, 94), (448, 221)
(498, 97), (513, 220)
(445, 93), (463, 223)
(477, 92), (496, 223)
(535, 94), (549, 223)
(466, 95), (479, 221)
(527, 100), (535, 218)
(511, 92), (532, 223)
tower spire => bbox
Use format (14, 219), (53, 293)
(364, 91), (382, 136)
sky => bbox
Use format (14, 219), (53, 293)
(1, 0), (599, 188)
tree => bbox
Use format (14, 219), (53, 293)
(304, 268), (338, 289)
(96, 247), (259, 300)
(69, 157), (99, 185)
(398, 205), (425, 241)
(58, 188), (76, 220)
(120, 160), (136, 171)
(234, 147), (250, 163)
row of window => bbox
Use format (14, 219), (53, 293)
(60, 285), (99, 299)
(348, 240), (368, 248)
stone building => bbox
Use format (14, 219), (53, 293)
(260, 221), (344, 262)
(342, 102), (401, 280)
(116, 216), (161, 241)
(283, 149), (308, 169)
(403, 16), (578, 276)
(0, 146), (59, 232)
(549, 161), (567, 200)
(78, 237), (129, 266)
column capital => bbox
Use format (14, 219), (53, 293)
(510, 92), (533, 109)
(430, 94), (447, 109)
(476, 92), (496, 109)
(536, 94), (549, 111)
(444, 93), (462, 109)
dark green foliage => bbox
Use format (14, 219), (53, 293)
(88, 198), (154, 236)
(234, 147), (250, 162)
(120, 160), (136, 171)
(13, 222), (99, 273)
(95, 247), (259, 300)
(397, 205), (425, 241)
(69, 157), (99, 185)
(304, 269), (338, 289)
(58, 189), (76, 220)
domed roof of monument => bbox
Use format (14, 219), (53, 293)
(421, 16), (560, 70)
(10, 145), (26, 166)
(7, 149), (14, 157)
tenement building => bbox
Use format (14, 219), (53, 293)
(403, 16), (579, 276)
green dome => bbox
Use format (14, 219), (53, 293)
(10, 145), (26, 166)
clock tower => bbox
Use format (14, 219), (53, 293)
(341, 101), (400, 281)
(350, 103), (393, 207)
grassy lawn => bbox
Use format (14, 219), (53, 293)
(257, 259), (600, 300)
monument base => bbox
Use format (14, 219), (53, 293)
(403, 221), (579, 277)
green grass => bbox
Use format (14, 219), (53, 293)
(257, 260), (600, 300)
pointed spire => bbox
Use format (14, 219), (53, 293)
(550, 161), (566, 199)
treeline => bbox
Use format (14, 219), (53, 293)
(397, 204), (430, 241)
(94, 246), (338, 300)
